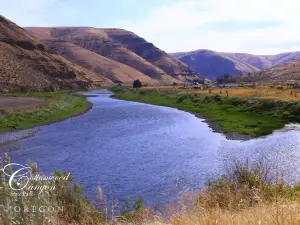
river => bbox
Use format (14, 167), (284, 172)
(1, 90), (300, 208)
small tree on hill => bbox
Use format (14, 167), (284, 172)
(133, 79), (142, 89)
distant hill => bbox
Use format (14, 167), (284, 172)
(171, 50), (300, 80)
(239, 60), (300, 83)
(26, 27), (202, 84)
(0, 16), (111, 92)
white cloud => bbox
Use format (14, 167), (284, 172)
(0, 0), (59, 26)
(122, 0), (300, 54)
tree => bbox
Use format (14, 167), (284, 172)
(133, 79), (142, 88)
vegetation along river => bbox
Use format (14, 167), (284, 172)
(1, 90), (300, 208)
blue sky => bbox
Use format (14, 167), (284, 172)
(1, 0), (174, 27)
(1, 0), (300, 54)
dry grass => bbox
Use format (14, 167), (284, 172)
(142, 86), (300, 101)
(194, 88), (300, 101)
(0, 96), (44, 114)
(128, 202), (300, 225)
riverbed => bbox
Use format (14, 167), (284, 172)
(1, 90), (300, 208)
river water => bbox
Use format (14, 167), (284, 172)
(1, 90), (300, 208)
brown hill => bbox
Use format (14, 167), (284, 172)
(103, 29), (201, 81)
(239, 60), (300, 83)
(44, 40), (155, 84)
(171, 50), (300, 80)
(264, 52), (300, 66)
(26, 27), (200, 83)
(0, 16), (111, 92)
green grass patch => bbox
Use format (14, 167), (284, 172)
(111, 87), (300, 137)
(0, 91), (91, 132)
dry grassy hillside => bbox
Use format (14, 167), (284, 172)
(0, 16), (111, 92)
(45, 40), (156, 84)
(104, 29), (201, 81)
(172, 49), (300, 80)
(240, 60), (300, 83)
(265, 52), (300, 65)
(26, 27), (184, 84)
(220, 52), (273, 70)
(220, 52), (300, 71)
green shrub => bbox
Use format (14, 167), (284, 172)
(176, 94), (190, 103)
(254, 99), (278, 110)
(282, 111), (291, 118)
(213, 95), (222, 102)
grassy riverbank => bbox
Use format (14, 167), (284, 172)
(112, 87), (300, 138)
(0, 91), (91, 132)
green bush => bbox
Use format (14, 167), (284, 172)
(282, 111), (291, 118)
(176, 94), (190, 103)
(213, 95), (222, 102)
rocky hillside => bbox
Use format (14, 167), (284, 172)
(171, 50), (300, 80)
(27, 27), (202, 84)
(0, 16), (111, 92)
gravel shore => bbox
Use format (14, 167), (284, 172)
(0, 128), (40, 148)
